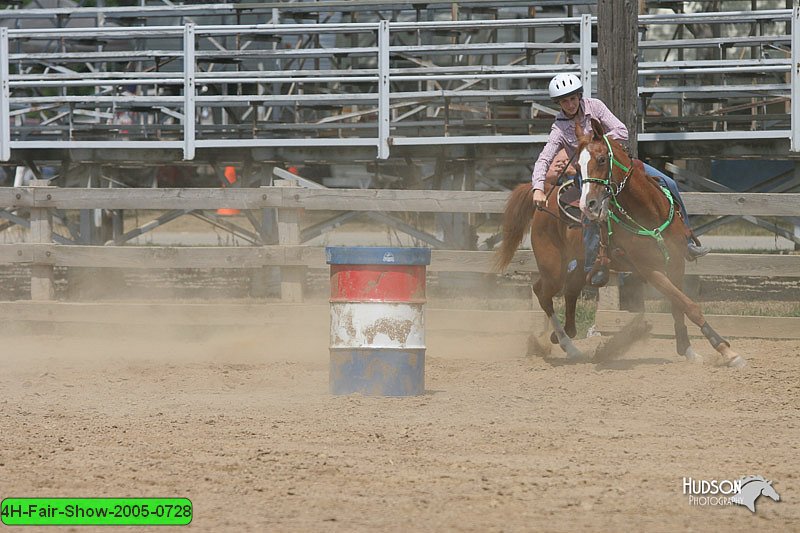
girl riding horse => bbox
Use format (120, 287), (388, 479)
(531, 73), (708, 287)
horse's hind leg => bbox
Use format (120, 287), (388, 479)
(533, 276), (584, 361)
(548, 278), (580, 344)
(552, 231), (585, 344)
(643, 269), (745, 368)
(562, 265), (585, 340)
(527, 278), (553, 356)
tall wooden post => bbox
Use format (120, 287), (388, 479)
(30, 179), (54, 300)
(598, 1), (643, 311)
(597, 0), (639, 158)
(275, 180), (304, 303)
(250, 166), (279, 298)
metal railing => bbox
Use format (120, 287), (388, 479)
(1, 7), (798, 162)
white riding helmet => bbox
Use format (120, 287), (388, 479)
(548, 73), (583, 100)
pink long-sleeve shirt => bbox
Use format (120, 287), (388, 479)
(531, 97), (628, 191)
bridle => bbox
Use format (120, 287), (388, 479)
(581, 134), (676, 261)
(580, 134), (634, 199)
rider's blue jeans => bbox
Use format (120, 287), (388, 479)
(583, 164), (690, 272)
(642, 163), (689, 222)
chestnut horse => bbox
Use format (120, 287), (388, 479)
(495, 118), (746, 368)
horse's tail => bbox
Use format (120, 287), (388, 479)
(494, 182), (534, 272)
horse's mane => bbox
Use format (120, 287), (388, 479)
(740, 475), (769, 486)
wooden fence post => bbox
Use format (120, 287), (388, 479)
(29, 179), (54, 300)
(598, 0), (639, 158)
(597, 280), (620, 312)
(249, 169), (279, 298)
(275, 180), (304, 302)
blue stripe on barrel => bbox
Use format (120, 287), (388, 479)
(326, 247), (430, 397)
(326, 246), (431, 266)
(329, 349), (425, 396)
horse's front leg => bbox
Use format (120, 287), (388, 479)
(665, 262), (701, 363)
(641, 269), (745, 368)
(670, 303), (701, 363)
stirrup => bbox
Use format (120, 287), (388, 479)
(686, 243), (710, 261)
(588, 266), (609, 288)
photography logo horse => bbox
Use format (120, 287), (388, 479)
(730, 476), (781, 513)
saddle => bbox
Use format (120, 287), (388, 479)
(556, 178), (582, 227)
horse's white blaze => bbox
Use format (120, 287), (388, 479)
(578, 148), (592, 212)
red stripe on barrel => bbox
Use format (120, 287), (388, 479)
(330, 264), (426, 303)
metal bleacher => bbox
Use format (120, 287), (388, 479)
(2, 1), (798, 176)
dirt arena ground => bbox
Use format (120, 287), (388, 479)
(1, 324), (798, 532)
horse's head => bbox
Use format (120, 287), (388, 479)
(576, 118), (630, 221)
(761, 480), (781, 502)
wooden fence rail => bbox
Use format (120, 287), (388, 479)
(2, 186), (799, 215)
(0, 244), (799, 277)
(0, 185), (798, 339)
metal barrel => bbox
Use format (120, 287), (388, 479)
(326, 246), (431, 396)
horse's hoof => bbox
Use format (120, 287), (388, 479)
(550, 331), (559, 345)
(683, 347), (703, 363)
(727, 355), (747, 368)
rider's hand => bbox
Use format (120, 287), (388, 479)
(532, 188), (547, 207)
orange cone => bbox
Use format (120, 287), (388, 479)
(217, 166), (240, 216)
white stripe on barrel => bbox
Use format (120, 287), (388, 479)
(330, 302), (425, 349)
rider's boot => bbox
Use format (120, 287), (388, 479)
(589, 265), (610, 288)
(686, 231), (710, 261)
(587, 256), (610, 288)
